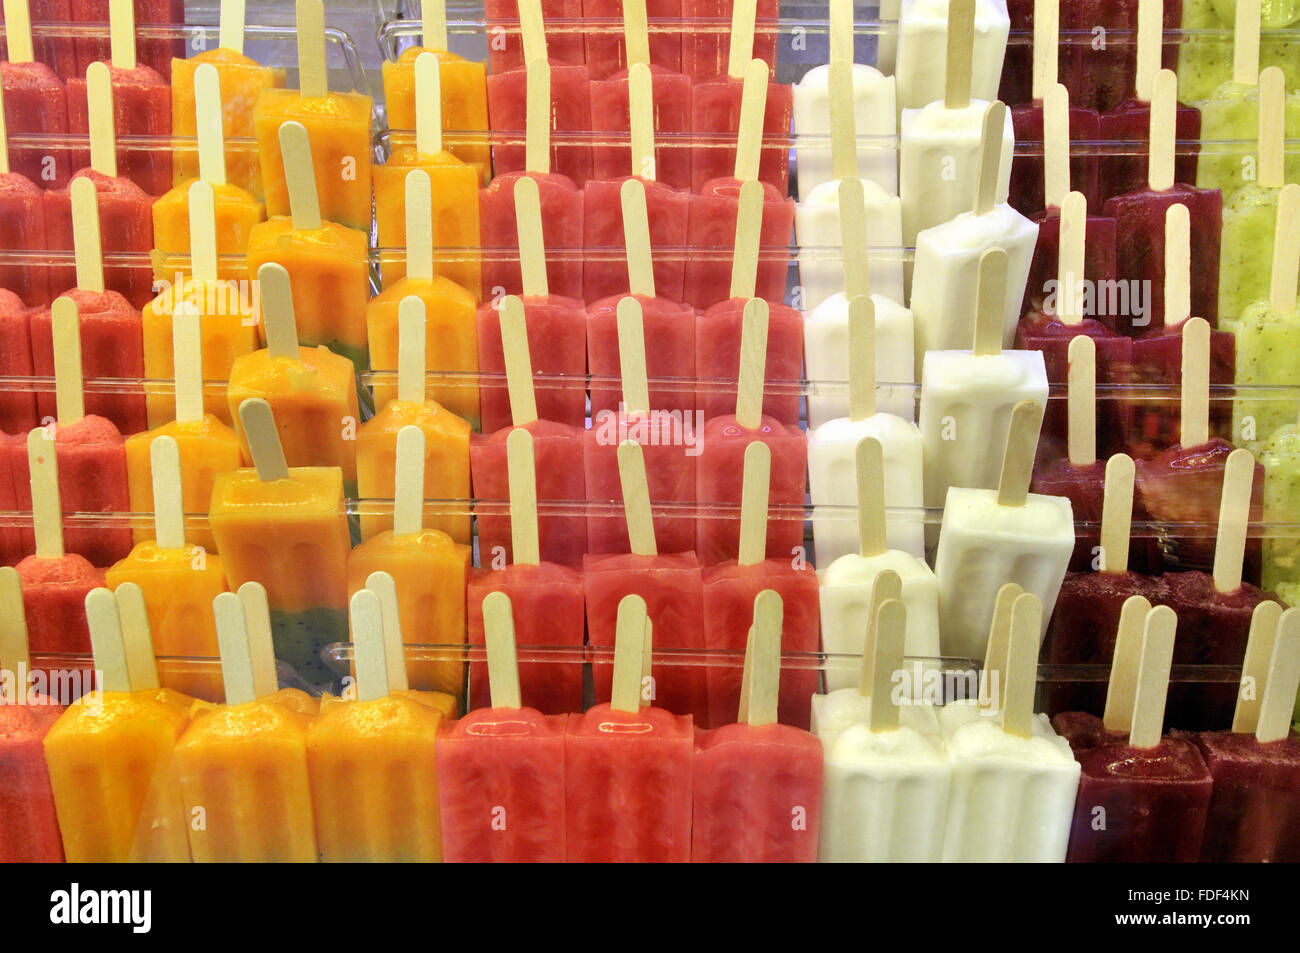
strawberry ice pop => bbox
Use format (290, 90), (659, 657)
(0, 83), (49, 309)
(1, 0), (70, 188)
(896, 0), (1010, 111)
(589, 62), (693, 192)
(485, 0), (585, 74)
(681, 0), (778, 81)
(0, 289), (38, 434)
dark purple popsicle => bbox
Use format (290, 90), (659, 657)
(1190, 731), (1300, 863)
(1123, 322), (1236, 459)
(998, 0), (1034, 107)
(1050, 710), (1129, 752)
(1009, 102), (1102, 215)
(1022, 207), (1118, 315)
(1060, 0), (1183, 114)
(1097, 98), (1202, 205)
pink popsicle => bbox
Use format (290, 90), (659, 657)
(0, 173), (49, 307)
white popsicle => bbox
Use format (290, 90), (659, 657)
(895, 0), (1010, 110)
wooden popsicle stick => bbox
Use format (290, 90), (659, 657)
(113, 582), (160, 692)
(296, 0), (329, 99)
(172, 301), (205, 425)
(1212, 448), (1256, 594)
(71, 177), (105, 293)
(848, 295), (876, 421)
(1134, 0), (1161, 102)
(1101, 593), (1152, 731)
(972, 246), (1008, 356)
(397, 295), (428, 405)
(726, 0), (758, 80)
(856, 568), (902, 696)
(996, 398), (1044, 507)
(0, 568), (30, 679)
(213, 591), (256, 704)
(1164, 203), (1191, 329)
(150, 435), (186, 550)
(51, 297), (85, 426)
(257, 262), (300, 360)
(1233, 0), (1262, 86)
(188, 180), (219, 285)
(1258, 67), (1284, 189)
(729, 179), (764, 301)
(423, 0), (448, 50)
(506, 427), (540, 566)
(404, 169), (435, 283)
(829, 0), (853, 69)
(855, 436), (888, 558)
(350, 588), (390, 702)
(87, 63), (118, 178)
(828, 61), (858, 183)
(393, 425), (426, 538)
(628, 63), (656, 181)
(0, 84), (9, 175)
(1232, 599), (1284, 733)
(1067, 334), (1096, 466)
(279, 121), (323, 232)
(610, 593), (649, 712)
(618, 440), (657, 557)
(1180, 316), (1210, 448)
(866, 598), (905, 732)
(839, 177), (871, 300)
(514, 175), (549, 297)
(27, 429), (63, 559)
(364, 570), (409, 694)
(746, 588), (783, 727)
(616, 296), (650, 414)
(1031, 0), (1058, 99)
(737, 440), (771, 567)
(1001, 591), (1042, 739)
(1129, 604), (1177, 748)
(620, 178), (656, 297)
(517, 0), (548, 66)
(1271, 184), (1300, 315)
(482, 590), (522, 709)
(732, 59), (768, 184)
(1042, 85), (1070, 210)
(980, 581), (1022, 708)
(109, 0), (137, 70)
(1056, 190), (1086, 324)
(524, 61), (551, 175)
(1099, 453), (1136, 574)
(237, 398), (290, 482)
(415, 51), (444, 157)
(623, 0), (651, 67)
(943, 0), (975, 110)
(219, 0), (247, 54)
(499, 295), (539, 426)
(236, 580), (278, 699)
(1148, 69), (1177, 192)
(1257, 608), (1300, 743)
(85, 588), (131, 693)
(194, 64), (228, 186)
(972, 101), (1006, 217)
(734, 297), (769, 429)
(2, 0), (35, 63)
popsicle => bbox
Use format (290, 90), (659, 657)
(369, 170), (480, 427)
(581, 0), (678, 78)
(910, 101), (1036, 364)
(585, 295), (696, 555)
(940, 590), (1080, 862)
(208, 397), (351, 688)
(484, 0), (586, 74)
(683, 60), (796, 310)
(468, 427), (585, 714)
(695, 298), (807, 565)
(1192, 606), (1300, 862)
(812, 584), (950, 862)
(350, 421), (470, 697)
(1260, 390), (1300, 597)
(809, 296), (923, 565)
(792, 0), (898, 202)
(934, 399), (1074, 659)
(0, 438), (21, 565)
(170, 0), (286, 199)
(896, 0), (1010, 110)
(0, 289), (38, 435)
(0, 83), (49, 309)
(681, 0), (779, 80)
(794, 62), (906, 312)
(820, 435), (940, 694)
(375, 54), (480, 295)
(1060, 0), (1183, 114)
(0, 0), (70, 188)
(252, 0), (372, 232)
(175, 582), (318, 862)
(306, 584), (448, 862)
(586, 178), (694, 419)
(565, 593), (694, 862)
(152, 63), (266, 265)
(43, 586), (192, 862)
(1063, 603), (1214, 862)
(584, 440), (708, 720)
(71, 0), (180, 79)
(583, 67), (691, 304)
(898, 0), (1015, 249)
(0, 567), (65, 863)
(919, 248), (1048, 512)
(225, 262), (359, 495)
(380, 1), (491, 182)
(435, 590), (567, 863)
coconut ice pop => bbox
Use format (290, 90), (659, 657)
(895, 0), (1010, 110)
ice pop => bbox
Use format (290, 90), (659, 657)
(1260, 389), (1300, 597)
(681, 0), (779, 81)
(1, 0), (70, 188)
(0, 289), (38, 435)
(896, 0), (1010, 111)
(484, 0), (585, 75)
(0, 82), (49, 309)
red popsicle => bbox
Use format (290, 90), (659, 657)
(0, 433), (21, 565)
(484, 0), (585, 74)
(583, 0), (682, 79)
(589, 63), (692, 191)
(1047, 590), (1153, 733)
(681, 0), (778, 81)
(0, 0), (71, 188)
(0, 290), (37, 434)
(692, 589), (823, 862)
(564, 593), (694, 862)
(0, 85), (50, 307)
(1060, 0), (1182, 114)
(72, 0), (183, 80)
(690, 58), (791, 194)
(437, 591), (568, 862)
(486, 53), (593, 186)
